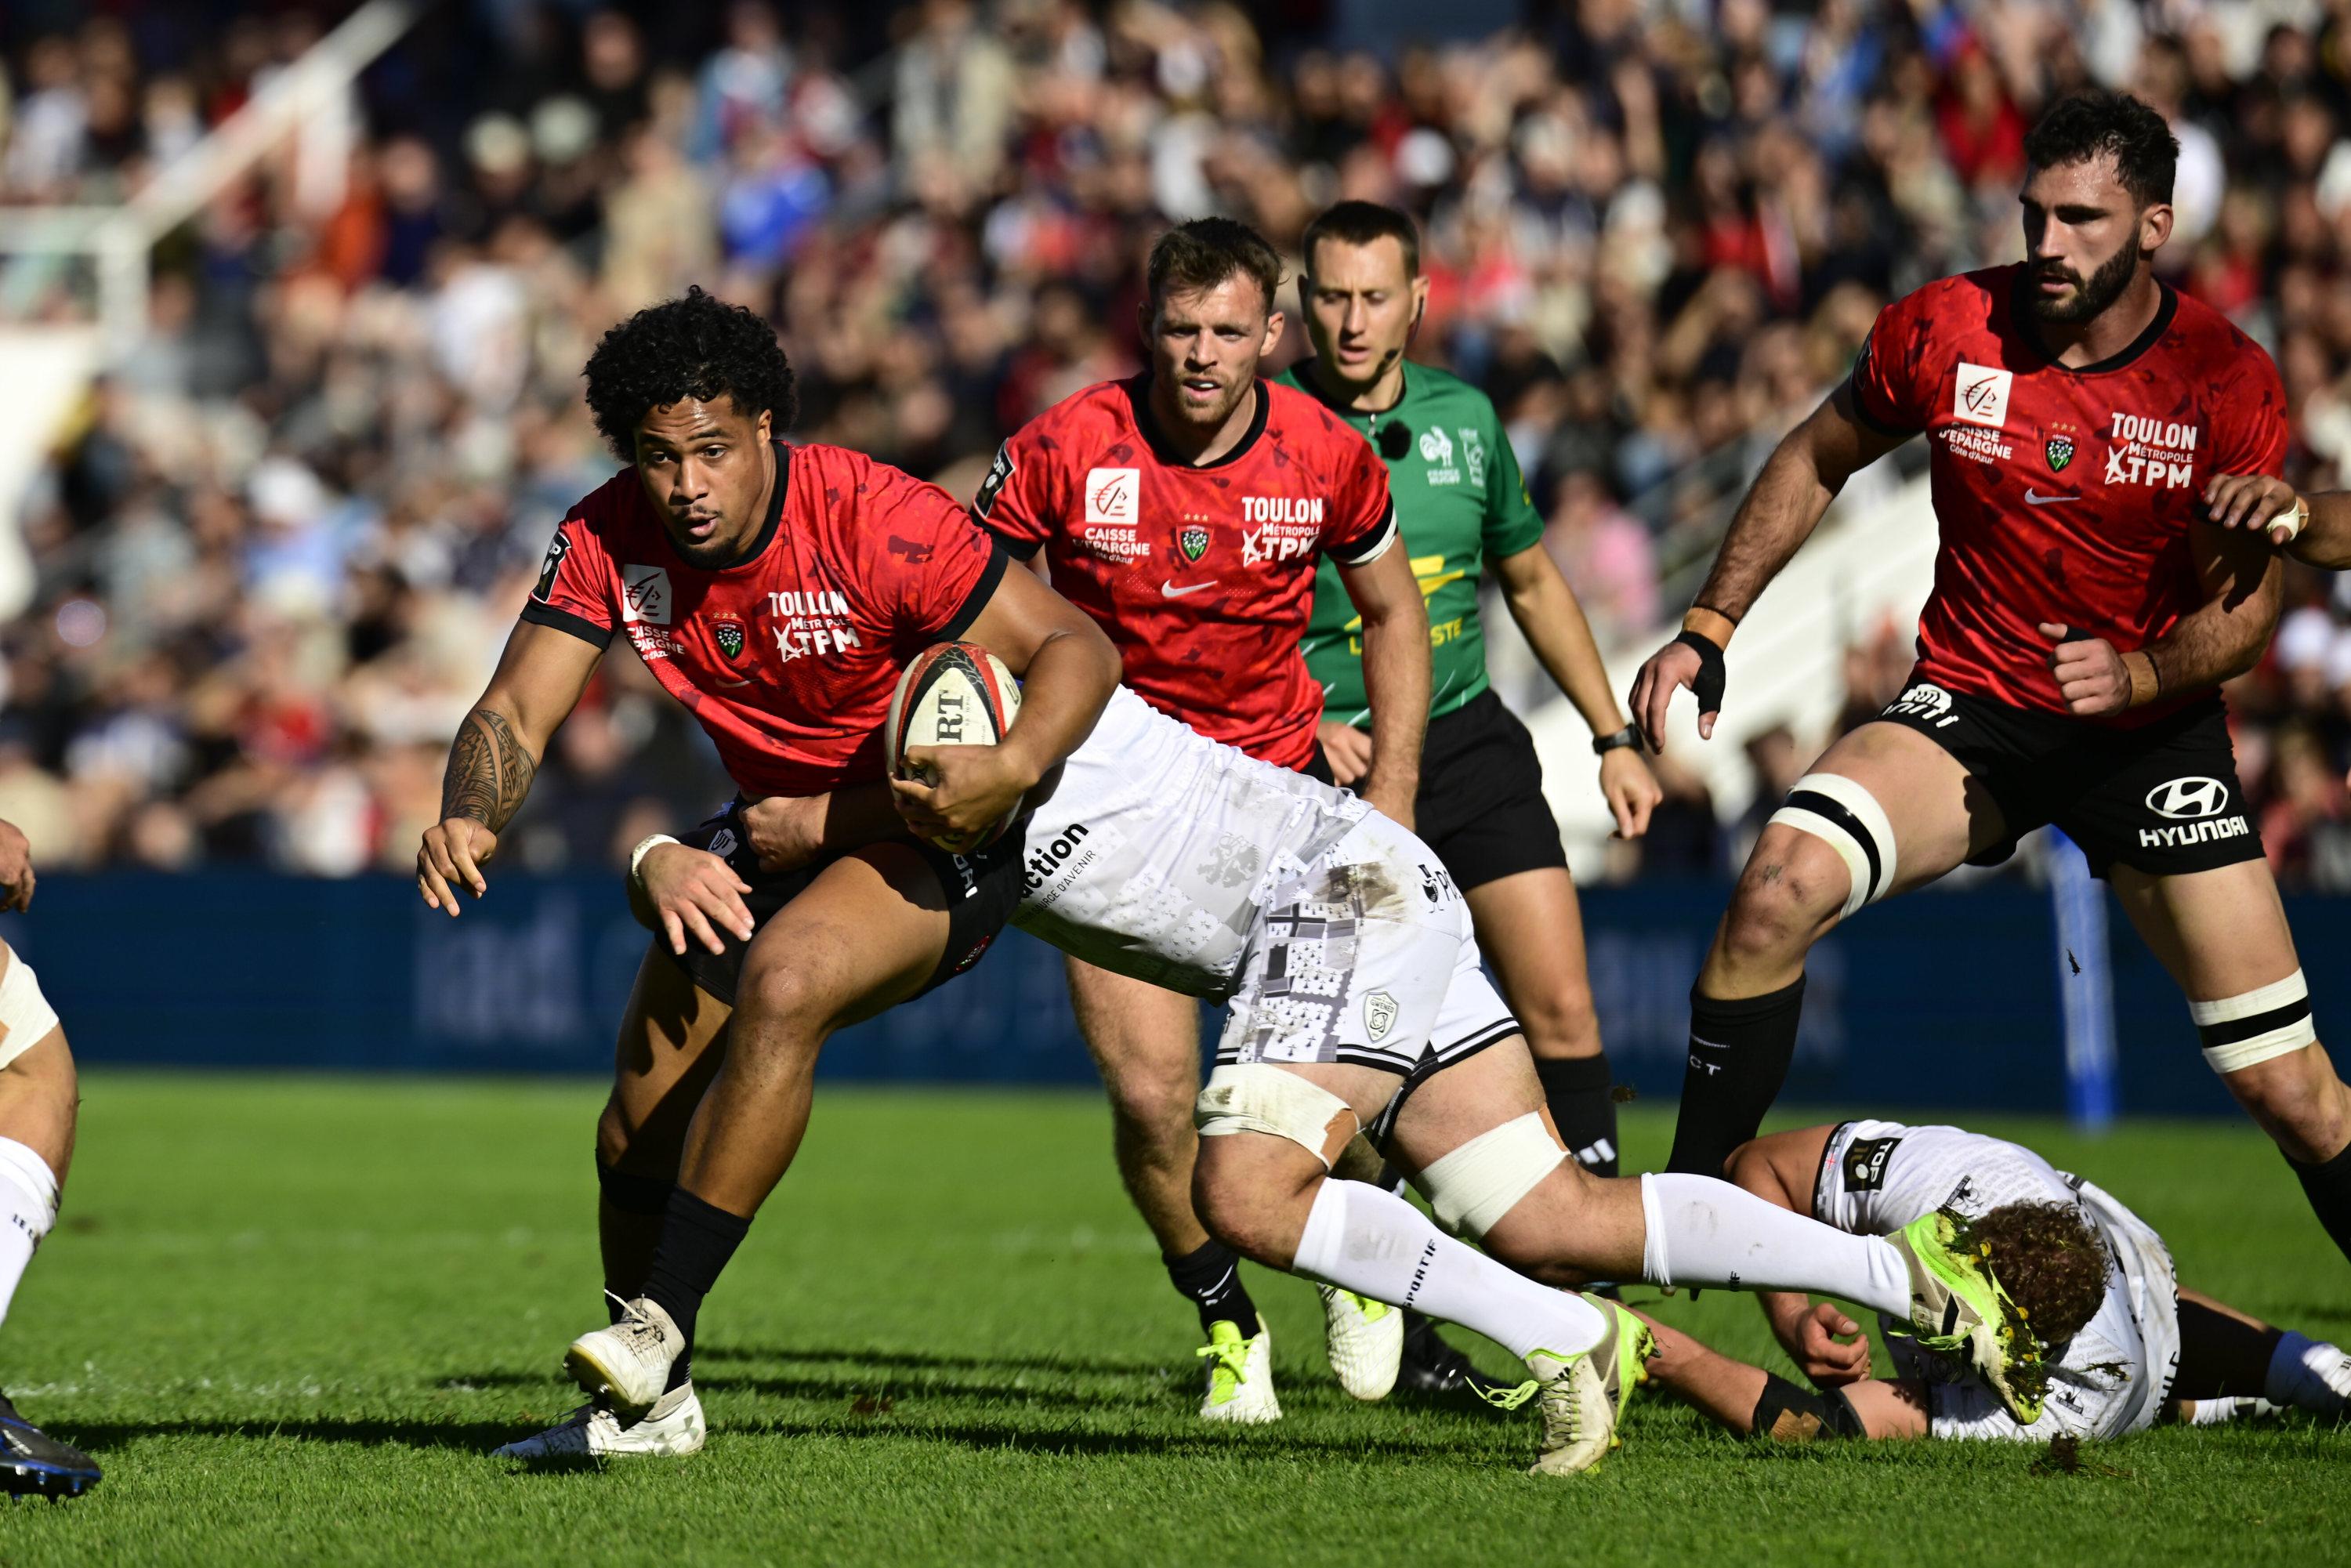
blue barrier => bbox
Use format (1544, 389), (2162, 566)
(9, 871), (2328, 1117)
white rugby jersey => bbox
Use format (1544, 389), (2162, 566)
(1011, 686), (1369, 997)
(1815, 1119), (2181, 1442)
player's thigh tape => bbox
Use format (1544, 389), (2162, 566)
(0, 947), (59, 1073)
(1416, 1113), (1567, 1241)
(1768, 772), (1898, 920)
(1196, 1064), (1360, 1168)
(2191, 969), (2317, 1074)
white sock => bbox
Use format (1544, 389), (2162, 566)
(0, 1138), (57, 1327)
(1639, 1171), (1911, 1320)
(2266, 1330), (2351, 1417)
(1292, 1178), (1605, 1362)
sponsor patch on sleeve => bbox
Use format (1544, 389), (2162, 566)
(973, 444), (1015, 520)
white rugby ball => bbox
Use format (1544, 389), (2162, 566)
(886, 641), (1023, 853)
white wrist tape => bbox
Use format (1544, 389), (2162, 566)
(629, 833), (682, 887)
(1417, 1113), (1567, 1241)
(2192, 969), (2317, 1074)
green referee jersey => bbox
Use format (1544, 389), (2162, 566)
(1277, 360), (1545, 725)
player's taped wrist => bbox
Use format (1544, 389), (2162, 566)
(2275, 494), (2310, 543)
(1672, 628), (1728, 714)
(629, 832), (682, 889)
(2121, 650), (2161, 708)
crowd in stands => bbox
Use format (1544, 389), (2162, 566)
(8, 0), (2351, 886)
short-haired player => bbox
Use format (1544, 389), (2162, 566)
(1628, 90), (2351, 1268)
(1280, 200), (1664, 1389)
(417, 287), (1122, 1459)
(975, 217), (1433, 1419)
(1632, 1117), (2351, 1443)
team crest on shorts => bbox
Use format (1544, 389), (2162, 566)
(1178, 523), (1210, 563)
(1364, 990), (1399, 1041)
(2045, 433), (2075, 472)
(711, 615), (748, 663)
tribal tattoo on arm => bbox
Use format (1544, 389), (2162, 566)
(441, 708), (538, 831)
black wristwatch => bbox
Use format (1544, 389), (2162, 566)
(1592, 725), (1641, 757)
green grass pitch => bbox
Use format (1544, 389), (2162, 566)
(1, 1074), (2346, 1565)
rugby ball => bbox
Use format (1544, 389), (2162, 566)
(886, 641), (1023, 852)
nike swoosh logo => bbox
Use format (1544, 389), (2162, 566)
(1161, 579), (1219, 599)
(2024, 489), (2080, 505)
(713, 676), (753, 688)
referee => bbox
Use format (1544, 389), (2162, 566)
(1277, 201), (1661, 1374)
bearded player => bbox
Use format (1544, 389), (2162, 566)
(1634, 1116), (2351, 1443)
(416, 287), (1122, 1456)
(1628, 90), (2351, 1267)
(974, 218), (1433, 1420)
(1280, 201), (1664, 1387)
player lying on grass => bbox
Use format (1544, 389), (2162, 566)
(519, 684), (2045, 1476)
(1632, 1117), (2351, 1443)
(0, 818), (100, 1499)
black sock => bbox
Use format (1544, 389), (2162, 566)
(1665, 977), (1806, 1177)
(2287, 1140), (2351, 1266)
(1164, 1240), (1259, 1336)
(1537, 1056), (1620, 1176)
(641, 1189), (753, 1356)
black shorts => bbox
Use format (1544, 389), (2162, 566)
(662, 801), (1028, 1006)
(1871, 679), (2263, 879)
(1411, 690), (1568, 891)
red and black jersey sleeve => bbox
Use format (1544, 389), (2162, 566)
(1848, 289), (1938, 437)
(1322, 429), (1399, 567)
(970, 426), (1062, 563)
(516, 503), (618, 649)
(2210, 335), (2291, 479)
(844, 453), (1009, 642)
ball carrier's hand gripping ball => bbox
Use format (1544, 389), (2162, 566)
(885, 642), (1024, 853)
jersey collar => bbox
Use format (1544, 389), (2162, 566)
(2012, 271), (2179, 376)
(1292, 355), (1411, 421)
(1125, 375), (1271, 469)
(676, 441), (790, 571)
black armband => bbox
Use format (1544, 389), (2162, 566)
(1752, 1372), (1865, 1442)
(1673, 629), (1728, 715)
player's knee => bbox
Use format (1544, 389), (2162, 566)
(1719, 838), (1847, 965)
(733, 961), (834, 1047)
(1189, 1143), (1313, 1265)
(2223, 1049), (2351, 1163)
(1420, 1113), (1574, 1268)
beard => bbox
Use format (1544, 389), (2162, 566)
(1166, 374), (1251, 429)
(2031, 241), (2140, 323)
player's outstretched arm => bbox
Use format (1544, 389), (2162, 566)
(1491, 541), (1661, 838)
(1629, 384), (1907, 750)
(2204, 472), (2351, 569)
(1335, 542), (1430, 830)
(1632, 1307), (1927, 1439)
(895, 567), (1120, 844)
(418, 620), (603, 916)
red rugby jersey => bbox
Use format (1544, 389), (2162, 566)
(976, 375), (1396, 769)
(1849, 264), (2288, 726)
(520, 442), (1005, 795)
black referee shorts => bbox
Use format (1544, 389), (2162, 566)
(660, 800), (1028, 1006)
(1352, 689), (1569, 892)
(1871, 678), (2263, 880)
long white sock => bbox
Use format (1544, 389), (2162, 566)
(2266, 1330), (2351, 1417)
(1639, 1172), (1911, 1320)
(0, 1138), (57, 1326)
(1293, 1178), (1605, 1362)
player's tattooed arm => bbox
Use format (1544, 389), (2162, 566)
(418, 618), (600, 915)
(441, 708), (537, 831)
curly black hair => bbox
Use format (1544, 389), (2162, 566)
(2024, 91), (2178, 208)
(581, 285), (798, 458)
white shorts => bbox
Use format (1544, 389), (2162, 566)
(1213, 813), (1516, 1080)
